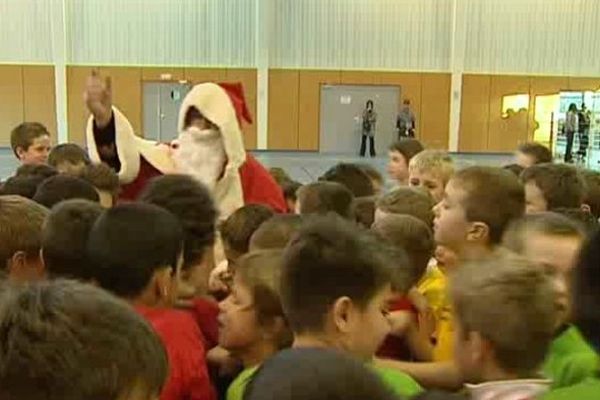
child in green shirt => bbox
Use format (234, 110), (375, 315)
(503, 212), (599, 388)
(219, 250), (292, 400)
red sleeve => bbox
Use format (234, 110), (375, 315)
(238, 154), (287, 213)
(157, 312), (216, 400)
(189, 298), (220, 350)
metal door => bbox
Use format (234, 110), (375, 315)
(143, 82), (192, 142)
(319, 85), (400, 154)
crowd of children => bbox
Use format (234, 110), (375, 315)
(0, 121), (598, 400)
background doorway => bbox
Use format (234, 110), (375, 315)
(142, 82), (192, 142)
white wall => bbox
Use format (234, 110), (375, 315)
(463, 0), (600, 76)
(65, 0), (255, 67)
(0, 0), (54, 63)
(270, 0), (453, 71)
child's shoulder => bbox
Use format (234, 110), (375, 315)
(372, 365), (423, 398)
(543, 377), (600, 400)
(135, 305), (204, 342)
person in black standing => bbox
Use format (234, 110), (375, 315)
(360, 100), (377, 157)
(578, 103), (591, 159)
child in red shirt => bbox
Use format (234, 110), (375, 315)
(88, 202), (215, 400)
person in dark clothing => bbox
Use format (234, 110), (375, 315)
(360, 100), (377, 157)
(577, 103), (591, 158)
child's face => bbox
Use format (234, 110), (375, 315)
(409, 169), (445, 203)
(218, 274), (263, 354)
(524, 181), (548, 214)
(515, 151), (536, 168)
(387, 151), (409, 183)
(433, 180), (471, 254)
(336, 285), (393, 361)
(18, 135), (51, 165)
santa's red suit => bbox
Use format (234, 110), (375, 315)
(86, 82), (286, 217)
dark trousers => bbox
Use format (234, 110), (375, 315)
(578, 128), (590, 156)
(565, 131), (575, 162)
(360, 135), (376, 157)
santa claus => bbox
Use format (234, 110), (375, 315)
(84, 71), (286, 217)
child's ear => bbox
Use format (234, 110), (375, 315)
(467, 222), (489, 243)
(15, 146), (26, 159)
(152, 267), (174, 303)
(331, 297), (354, 333)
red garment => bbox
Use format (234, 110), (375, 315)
(188, 298), (220, 350)
(238, 153), (287, 213)
(119, 157), (163, 201)
(376, 296), (418, 361)
(135, 305), (216, 400)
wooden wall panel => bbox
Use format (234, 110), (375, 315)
(568, 77), (600, 91)
(225, 69), (257, 149)
(67, 66), (94, 145)
(420, 73), (450, 150)
(487, 75), (530, 152)
(141, 67), (185, 81)
(22, 66), (57, 143)
(527, 76), (568, 142)
(184, 68), (227, 83)
(340, 71), (381, 85)
(99, 67), (142, 136)
(0, 66), (24, 147)
(297, 70), (341, 151)
(268, 70), (299, 150)
(459, 75), (491, 152)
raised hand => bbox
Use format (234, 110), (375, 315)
(84, 70), (113, 128)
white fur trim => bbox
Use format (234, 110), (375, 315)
(178, 83), (246, 218)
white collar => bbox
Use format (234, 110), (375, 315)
(465, 379), (551, 400)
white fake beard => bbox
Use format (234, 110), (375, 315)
(171, 127), (227, 190)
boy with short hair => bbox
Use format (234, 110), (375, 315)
(0, 195), (48, 282)
(296, 181), (354, 220)
(87, 203), (215, 400)
(41, 199), (104, 281)
(47, 143), (91, 175)
(521, 163), (587, 214)
(320, 163), (375, 197)
(581, 169), (600, 220)
(0, 279), (168, 400)
(81, 162), (120, 208)
(375, 186), (435, 227)
(220, 204), (275, 269)
(14, 163), (58, 179)
(281, 216), (423, 398)
(249, 214), (303, 251)
(408, 150), (455, 203)
(0, 175), (45, 199)
(387, 139), (425, 185)
(33, 174), (100, 209)
(10, 122), (52, 165)
(451, 253), (557, 399)
(515, 142), (553, 168)
(503, 213), (598, 389)
(358, 163), (385, 195)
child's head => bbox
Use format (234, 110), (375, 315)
(0, 279), (168, 400)
(10, 122), (51, 165)
(574, 229), (600, 352)
(503, 212), (585, 326)
(245, 348), (398, 400)
(281, 216), (398, 361)
(434, 166), (524, 257)
(87, 203), (184, 306)
(218, 250), (292, 364)
(139, 175), (218, 295)
(358, 164), (384, 195)
(42, 199), (104, 281)
(375, 186), (435, 227)
(269, 167), (291, 186)
(320, 163), (374, 197)
(0, 196), (48, 282)
(521, 163), (586, 214)
(282, 180), (302, 213)
(249, 214), (303, 251)
(296, 182), (354, 220)
(451, 253), (556, 383)
(0, 175), (45, 199)
(515, 142), (553, 168)
(408, 150), (455, 203)
(354, 196), (376, 229)
(81, 162), (119, 208)
(33, 175), (100, 209)
(220, 204), (275, 269)
(15, 163), (58, 180)
(372, 214), (435, 289)
(47, 143), (90, 176)
(581, 169), (600, 220)
(387, 139), (425, 184)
